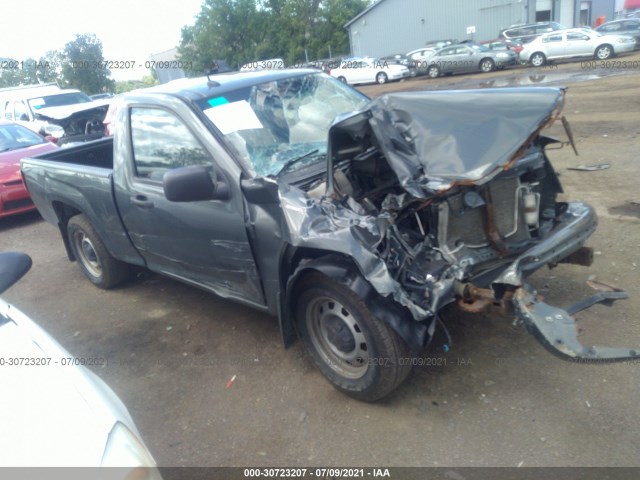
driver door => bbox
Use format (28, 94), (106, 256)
(113, 104), (266, 307)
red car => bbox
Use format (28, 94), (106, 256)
(0, 121), (58, 218)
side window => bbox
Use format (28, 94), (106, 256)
(567, 32), (589, 41)
(130, 107), (212, 181)
(3, 102), (12, 120)
(543, 33), (563, 43)
(14, 102), (28, 121)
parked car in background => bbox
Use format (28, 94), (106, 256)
(0, 251), (161, 473)
(330, 57), (410, 84)
(380, 53), (419, 76)
(499, 21), (566, 44)
(520, 28), (637, 66)
(1, 87), (110, 145)
(424, 39), (457, 49)
(406, 47), (438, 70)
(0, 121), (57, 218)
(424, 43), (518, 78)
(481, 38), (525, 55)
(595, 18), (640, 48)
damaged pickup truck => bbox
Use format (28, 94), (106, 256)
(21, 70), (638, 401)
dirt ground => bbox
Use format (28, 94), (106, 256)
(1, 53), (640, 468)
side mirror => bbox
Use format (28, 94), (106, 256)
(163, 165), (230, 202)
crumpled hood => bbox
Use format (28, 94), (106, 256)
(34, 100), (110, 131)
(329, 87), (565, 198)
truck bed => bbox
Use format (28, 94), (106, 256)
(21, 136), (140, 266)
(33, 136), (114, 169)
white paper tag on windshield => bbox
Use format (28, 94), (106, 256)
(203, 100), (263, 135)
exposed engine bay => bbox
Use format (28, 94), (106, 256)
(300, 124), (564, 316)
(279, 87), (635, 362)
(35, 102), (109, 145)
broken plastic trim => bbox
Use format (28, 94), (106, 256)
(514, 286), (638, 362)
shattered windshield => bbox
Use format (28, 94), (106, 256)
(199, 73), (368, 177)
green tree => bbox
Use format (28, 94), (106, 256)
(37, 50), (65, 84)
(177, 0), (367, 75)
(115, 72), (159, 94)
(61, 33), (115, 94)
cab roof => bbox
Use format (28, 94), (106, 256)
(135, 69), (321, 102)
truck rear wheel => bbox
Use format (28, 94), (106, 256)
(67, 214), (132, 289)
(295, 272), (412, 402)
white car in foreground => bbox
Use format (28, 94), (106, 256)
(329, 58), (410, 85)
(521, 28), (636, 66)
(0, 251), (161, 476)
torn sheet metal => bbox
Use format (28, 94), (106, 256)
(514, 287), (638, 362)
(328, 88), (565, 197)
(278, 184), (434, 320)
(493, 202), (597, 288)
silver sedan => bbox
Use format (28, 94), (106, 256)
(521, 28), (637, 66)
(421, 44), (518, 78)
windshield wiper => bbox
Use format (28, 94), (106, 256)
(276, 149), (321, 176)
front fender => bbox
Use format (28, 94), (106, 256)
(282, 254), (429, 353)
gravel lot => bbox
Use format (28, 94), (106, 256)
(1, 53), (639, 468)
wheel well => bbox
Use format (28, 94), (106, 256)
(278, 247), (429, 353)
(596, 43), (613, 54)
(530, 52), (546, 63)
(52, 201), (82, 261)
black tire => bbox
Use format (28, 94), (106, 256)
(479, 58), (495, 73)
(67, 214), (132, 289)
(595, 44), (613, 60)
(530, 52), (546, 67)
(295, 272), (413, 402)
(427, 64), (440, 78)
(337, 76), (347, 84)
(376, 72), (388, 84)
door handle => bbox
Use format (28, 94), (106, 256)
(130, 195), (154, 209)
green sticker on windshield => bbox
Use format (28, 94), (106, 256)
(207, 96), (229, 107)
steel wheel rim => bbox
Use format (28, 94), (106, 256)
(306, 296), (369, 379)
(74, 231), (102, 277)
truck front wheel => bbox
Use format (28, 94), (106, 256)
(295, 272), (412, 402)
(67, 214), (132, 289)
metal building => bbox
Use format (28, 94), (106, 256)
(150, 48), (186, 84)
(345, 0), (617, 57)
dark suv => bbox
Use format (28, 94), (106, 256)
(499, 21), (566, 44)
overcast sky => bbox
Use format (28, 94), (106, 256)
(0, 0), (204, 80)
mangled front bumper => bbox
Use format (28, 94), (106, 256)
(490, 201), (638, 362)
